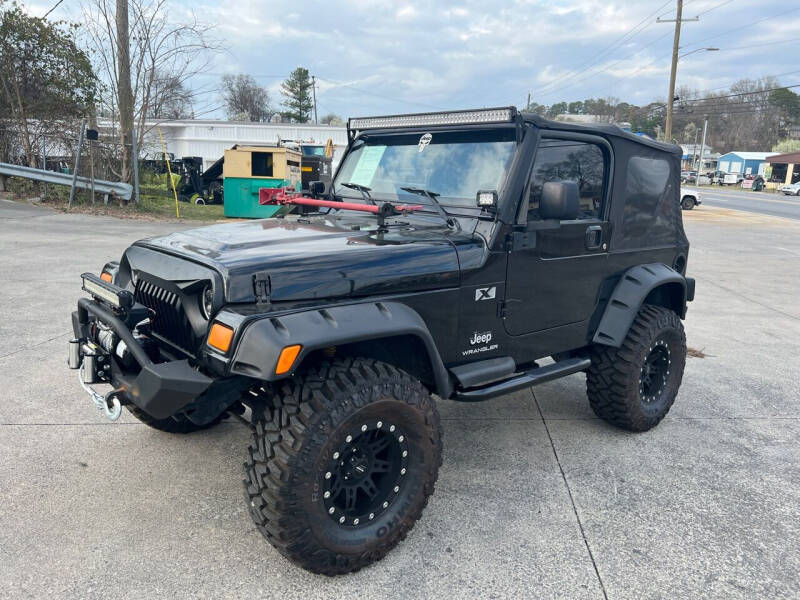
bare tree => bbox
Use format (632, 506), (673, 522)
(81, 0), (217, 181)
(221, 74), (272, 122)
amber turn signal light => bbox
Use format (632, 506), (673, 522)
(275, 344), (302, 375)
(100, 271), (113, 283)
(207, 323), (234, 353)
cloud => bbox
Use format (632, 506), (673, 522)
(40, 0), (800, 117)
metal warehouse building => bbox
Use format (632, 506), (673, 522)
(135, 120), (348, 170)
(716, 151), (771, 177)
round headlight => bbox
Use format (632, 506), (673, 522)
(200, 285), (214, 320)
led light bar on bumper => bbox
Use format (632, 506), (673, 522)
(349, 107), (516, 131)
(81, 273), (134, 309)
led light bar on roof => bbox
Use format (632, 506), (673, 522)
(349, 107), (516, 131)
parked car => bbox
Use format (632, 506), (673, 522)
(681, 170), (697, 183)
(723, 172), (744, 186)
(708, 171), (726, 185)
(681, 187), (701, 210)
(781, 182), (800, 196)
(742, 175), (765, 191)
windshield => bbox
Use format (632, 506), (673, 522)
(302, 146), (326, 156)
(333, 129), (516, 210)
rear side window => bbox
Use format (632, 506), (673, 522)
(526, 139), (607, 220)
(619, 156), (674, 249)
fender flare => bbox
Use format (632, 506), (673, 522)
(592, 263), (693, 348)
(228, 301), (453, 397)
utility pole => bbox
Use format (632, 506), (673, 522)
(698, 116), (708, 183)
(658, 1), (699, 142)
(116, 0), (135, 185)
(311, 75), (318, 124)
(526, 92), (531, 111)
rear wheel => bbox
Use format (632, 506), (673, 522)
(243, 357), (442, 575)
(587, 304), (686, 431)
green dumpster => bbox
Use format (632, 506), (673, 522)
(223, 145), (302, 218)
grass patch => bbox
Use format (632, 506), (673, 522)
(687, 346), (708, 358)
(4, 176), (225, 222)
(138, 194), (225, 221)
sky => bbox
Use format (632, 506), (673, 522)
(28, 0), (800, 120)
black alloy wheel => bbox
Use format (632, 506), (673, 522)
(322, 422), (409, 527)
(638, 337), (671, 404)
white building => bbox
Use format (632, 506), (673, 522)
(102, 119), (349, 170)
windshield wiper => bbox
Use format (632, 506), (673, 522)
(400, 187), (460, 230)
(340, 182), (376, 205)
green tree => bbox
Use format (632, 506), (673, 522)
(280, 67), (313, 122)
(769, 88), (800, 124)
(771, 139), (800, 153)
(567, 100), (585, 114)
(0, 2), (96, 166)
(546, 102), (568, 118)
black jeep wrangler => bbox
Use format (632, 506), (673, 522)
(69, 107), (694, 575)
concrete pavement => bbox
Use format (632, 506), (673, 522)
(1, 199), (798, 599)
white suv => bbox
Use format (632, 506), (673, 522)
(680, 188), (701, 210)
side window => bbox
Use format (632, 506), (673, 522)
(526, 139), (607, 220)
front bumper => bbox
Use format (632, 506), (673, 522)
(70, 294), (213, 420)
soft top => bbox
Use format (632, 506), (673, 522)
(521, 113), (682, 156)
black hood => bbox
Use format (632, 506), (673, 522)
(134, 216), (480, 303)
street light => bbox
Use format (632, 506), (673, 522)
(665, 46), (720, 140)
(679, 47), (719, 59)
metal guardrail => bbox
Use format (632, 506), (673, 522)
(0, 162), (133, 201)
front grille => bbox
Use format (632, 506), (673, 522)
(134, 278), (197, 353)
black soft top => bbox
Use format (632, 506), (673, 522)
(521, 113), (682, 156)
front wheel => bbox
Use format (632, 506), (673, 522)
(125, 404), (227, 433)
(681, 196), (695, 210)
(243, 358), (442, 575)
(586, 304), (686, 432)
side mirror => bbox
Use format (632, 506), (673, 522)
(540, 181), (579, 220)
(309, 180), (326, 197)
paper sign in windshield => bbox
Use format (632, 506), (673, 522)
(349, 145), (387, 187)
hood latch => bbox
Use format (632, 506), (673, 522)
(253, 271), (271, 305)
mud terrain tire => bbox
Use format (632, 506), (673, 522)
(243, 357), (442, 575)
(587, 304), (686, 431)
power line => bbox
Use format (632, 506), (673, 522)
(538, 0), (744, 101)
(43, 0), (65, 17)
(682, 84), (800, 103)
(534, 0), (673, 96)
(548, 4), (797, 104)
(536, 30), (674, 100)
(679, 5), (800, 50)
(720, 38), (799, 52)
(695, 0), (735, 17)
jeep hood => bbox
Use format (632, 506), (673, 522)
(134, 217), (475, 303)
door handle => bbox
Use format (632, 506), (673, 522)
(585, 225), (603, 250)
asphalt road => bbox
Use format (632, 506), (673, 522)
(685, 185), (800, 220)
(1, 199), (799, 599)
